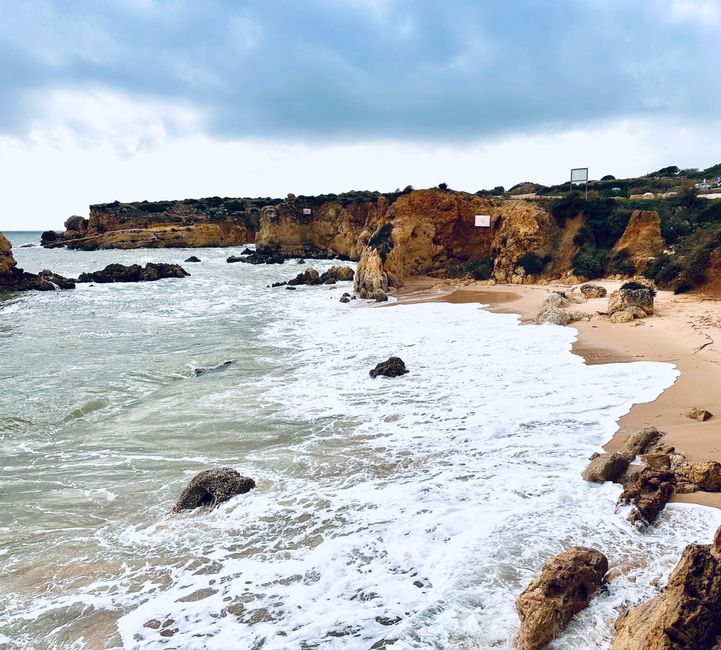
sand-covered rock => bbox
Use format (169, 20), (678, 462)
(688, 407), (713, 421)
(617, 468), (676, 528)
(516, 547), (608, 650)
(173, 468), (256, 512)
(612, 526), (721, 649)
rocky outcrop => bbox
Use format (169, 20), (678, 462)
(582, 427), (661, 484)
(43, 197), (265, 250)
(617, 468), (676, 528)
(612, 526), (721, 649)
(355, 248), (392, 299)
(320, 266), (355, 283)
(643, 444), (721, 493)
(612, 210), (665, 273)
(76, 263), (189, 283)
(0, 232), (75, 291)
(369, 357), (409, 378)
(288, 268), (322, 286)
(516, 547), (608, 650)
(608, 282), (655, 316)
(173, 467), (255, 512)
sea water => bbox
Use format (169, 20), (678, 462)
(1, 233), (720, 650)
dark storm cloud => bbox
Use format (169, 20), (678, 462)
(0, 0), (719, 141)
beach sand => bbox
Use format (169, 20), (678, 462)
(396, 277), (721, 508)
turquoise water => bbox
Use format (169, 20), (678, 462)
(1, 234), (720, 649)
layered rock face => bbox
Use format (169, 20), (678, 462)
(612, 210), (665, 273)
(43, 198), (264, 250)
(613, 526), (721, 649)
(1, 232), (75, 291)
(255, 195), (387, 260)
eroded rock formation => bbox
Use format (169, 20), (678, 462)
(516, 547), (608, 650)
(613, 526), (721, 649)
(617, 468), (676, 528)
(0, 232), (75, 291)
(76, 263), (189, 283)
(612, 210), (665, 273)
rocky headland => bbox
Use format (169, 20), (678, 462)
(0, 232), (75, 291)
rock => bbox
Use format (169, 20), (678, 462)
(516, 547), (608, 650)
(184, 256), (201, 263)
(625, 305), (646, 319)
(567, 310), (591, 322)
(682, 461), (721, 492)
(612, 525), (721, 649)
(688, 407), (713, 421)
(340, 293), (351, 303)
(642, 444), (721, 493)
(536, 306), (571, 325)
(610, 310), (635, 324)
(375, 290), (388, 302)
(40, 230), (61, 246)
(64, 215), (87, 233)
(608, 282), (655, 316)
(226, 255), (243, 263)
(617, 468), (676, 528)
(369, 357), (409, 378)
(194, 361), (233, 376)
(621, 426), (661, 459)
(287, 267), (322, 286)
(0, 232), (75, 292)
(580, 283), (607, 299)
(541, 293), (570, 309)
(297, 259), (306, 264)
(320, 265), (355, 283)
(77, 263), (189, 283)
(286, 286), (297, 290)
(582, 452), (630, 483)
(173, 467), (255, 512)
(355, 247), (391, 300)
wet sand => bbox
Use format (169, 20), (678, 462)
(396, 277), (721, 508)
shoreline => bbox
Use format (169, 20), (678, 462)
(395, 276), (721, 509)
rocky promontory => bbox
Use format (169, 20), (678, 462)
(42, 196), (276, 251)
(0, 232), (75, 291)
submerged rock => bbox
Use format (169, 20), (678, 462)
(617, 468), (675, 528)
(77, 263), (189, 283)
(369, 356), (408, 378)
(173, 467), (255, 512)
(613, 526), (721, 649)
(516, 547), (608, 650)
(194, 361), (233, 376)
(184, 256), (201, 263)
(340, 292), (351, 303)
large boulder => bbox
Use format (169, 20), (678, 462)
(516, 547), (608, 650)
(608, 282), (655, 316)
(369, 356), (409, 378)
(64, 215), (88, 234)
(76, 263), (189, 283)
(582, 452), (630, 483)
(173, 468), (255, 512)
(622, 426), (662, 458)
(320, 265), (355, 283)
(536, 306), (571, 325)
(617, 468), (676, 528)
(613, 526), (721, 649)
(287, 267), (322, 286)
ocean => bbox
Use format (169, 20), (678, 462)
(1, 232), (720, 649)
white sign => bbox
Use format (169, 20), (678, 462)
(474, 214), (491, 227)
(302, 208), (312, 215)
(570, 167), (589, 184)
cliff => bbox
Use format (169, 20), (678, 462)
(42, 197), (273, 250)
(612, 210), (665, 273)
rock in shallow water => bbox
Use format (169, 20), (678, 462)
(369, 357), (408, 378)
(173, 467), (255, 512)
(617, 467), (676, 528)
(613, 525), (721, 649)
(516, 546), (608, 650)
(77, 263), (189, 283)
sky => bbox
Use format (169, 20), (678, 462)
(1, 0), (721, 230)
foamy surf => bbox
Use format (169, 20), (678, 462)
(2, 239), (720, 649)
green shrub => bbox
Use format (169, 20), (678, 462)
(516, 252), (547, 275)
(607, 249), (636, 276)
(368, 223), (394, 261)
(620, 280), (656, 296)
(446, 257), (494, 280)
(572, 248), (609, 279)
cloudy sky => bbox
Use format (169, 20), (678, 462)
(1, 0), (720, 229)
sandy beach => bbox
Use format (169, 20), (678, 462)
(396, 277), (721, 509)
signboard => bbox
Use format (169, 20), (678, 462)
(570, 168), (589, 184)
(302, 208), (312, 215)
(474, 214), (491, 227)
